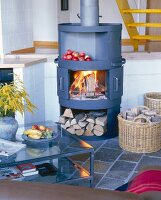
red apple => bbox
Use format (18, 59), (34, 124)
(72, 51), (79, 58)
(85, 57), (92, 61)
(62, 54), (67, 60)
(38, 125), (46, 131)
(79, 52), (86, 57)
(72, 57), (79, 61)
(66, 55), (73, 60)
(46, 128), (52, 132)
(66, 49), (73, 55)
(79, 56), (85, 61)
(32, 125), (39, 130)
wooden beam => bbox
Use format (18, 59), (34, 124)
(34, 41), (59, 49)
(116, 0), (139, 51)
(31, 39), (146, 50)
(11, 47), (35, 54)
(122, 39), (146, 46)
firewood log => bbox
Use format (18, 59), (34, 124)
(86, 123), (94, 131)
(84, 130), (94, 136)
(86, 73), (95, 97)
(93, 129), (104, 136)
(71, 118), (77, 126)
(59, 115), (67, 124)
(94, 124), (106, 133)
(95, 116), (107, 126)
(86, 117), (95, 124)
(75, 129), (84, 136)
(73, 124), (81, 130)
(67, 126), (75, 135)
(78, 121), (88, 128)
(61, 124), (66, 129)
(65, 119), (72, 129)
(75, 113), (85, 123)
(63, 109), (74, 118)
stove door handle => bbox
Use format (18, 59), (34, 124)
(114, 77), (119, 92)
(111, 58), (126, 67)
(59, 77), (64, 91)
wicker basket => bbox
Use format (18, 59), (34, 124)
(144, 92), (161, 115)
(118, 108), (161, 153)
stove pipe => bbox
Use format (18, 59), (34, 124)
(80, 0), (99, 26)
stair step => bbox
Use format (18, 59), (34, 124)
(123, 9), (161, 14)
(132, 35), (161, 40)
(128, 23), (161, 28)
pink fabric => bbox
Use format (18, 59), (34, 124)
(127, 170), (161, 194)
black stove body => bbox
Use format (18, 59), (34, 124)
(56, 0), (125, 140)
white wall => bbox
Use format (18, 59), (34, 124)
(32, 0), (59, 41)
(14, 62), (46, 126)
(69, 0), (147, 39)
(1, 0), (33, 54)
(121, 58), (161, 111)
(58, 0), (70, 24)
(32, 0), (70, 42)
(0, 0), (3, 55)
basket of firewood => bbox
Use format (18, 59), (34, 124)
(144, 92), (161, 115)
(118, 106), (161, 153)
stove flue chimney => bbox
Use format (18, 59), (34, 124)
(80, 0), (99, 26)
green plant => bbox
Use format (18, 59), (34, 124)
(0, 76), (36, 117)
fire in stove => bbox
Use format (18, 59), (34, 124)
(70, 70), (107, 100)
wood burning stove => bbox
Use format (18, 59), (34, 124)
(56, 0), (125, 140)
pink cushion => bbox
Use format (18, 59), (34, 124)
(127, 170), (161, 194)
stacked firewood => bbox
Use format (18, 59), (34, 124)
(59, 109), (107, 136)
(121, 106), (161, 123)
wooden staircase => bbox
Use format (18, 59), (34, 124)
(116, 0), (161, 51)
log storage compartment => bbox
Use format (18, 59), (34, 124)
(57, 1), (125, 140)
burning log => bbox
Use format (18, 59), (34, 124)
(86, 73), (95, 97)
(70, 73), (85, 94)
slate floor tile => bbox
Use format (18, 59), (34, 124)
(102, 138), (122, 150)
(97, 177), (125, 190)
(94, 147), (122, 162)
(119, 151), (143, 162)
(146, 150), (161, 158)
(86, 140), (105, 151)
(83, 160), (112, 174)
(135, 156), (161, 172)
(105, 160), (136, 181)
(66, 173), (104, 187)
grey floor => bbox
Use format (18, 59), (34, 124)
(68, 137), (161, 190)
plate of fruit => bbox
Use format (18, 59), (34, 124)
(22, 125), (59, 147)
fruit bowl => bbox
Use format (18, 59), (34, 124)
(22, 125), (59, 148)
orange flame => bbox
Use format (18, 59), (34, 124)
(71, 71), (98, 94)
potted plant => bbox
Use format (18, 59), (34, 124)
(0, 76), (36, 141)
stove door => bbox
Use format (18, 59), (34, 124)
(57, 67), (69, 99)
(109, 67), (123, 100)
